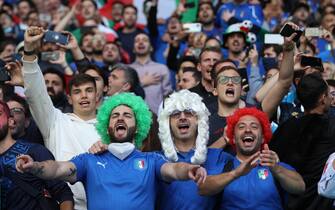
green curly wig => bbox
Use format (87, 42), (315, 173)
(96, 93), (152, 148)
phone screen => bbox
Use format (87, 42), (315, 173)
(279, 24), (303, 42)
(301, 56), (324, 71)
(264, 34), (284, 44)
(238, 68), (249, 92)
(43, 31), (69, 45)
(183, 23), (202, 33)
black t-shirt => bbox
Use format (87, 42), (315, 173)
(270, 114), (335, 210)
(188, 83), (216, 106)
(208, 112), (227, 146)
(0, 141), (73, 210)
(208, 103), (257, 145)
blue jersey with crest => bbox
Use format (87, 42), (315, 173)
(71, 150), (166, 210)
(157, 148), (234, 210)
(220, 157), (294, 210)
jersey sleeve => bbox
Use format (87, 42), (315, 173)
(277, 162), (295, 171)
(153, 152), (168, 180)
(318, 153), (335, 199)
(70, 153), (89, 183)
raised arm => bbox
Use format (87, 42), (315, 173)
(54, 2), (79, 32)
(246, 46), (264, 105)
(261, 22), (297, 118)
(198, 152), (260, 196)
(147, 0), (158, 37)
(22, 27), (58, 143)
(160, 162), (206, 185)
(16, 154), (77, 183)
(255, 73), (279, 103)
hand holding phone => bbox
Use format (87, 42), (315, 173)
(300, 56), (324, 72)
(280, 23), (304, 43)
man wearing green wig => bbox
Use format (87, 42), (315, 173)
(15, 93), (207, 210)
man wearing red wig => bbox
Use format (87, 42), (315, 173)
(198, 107), (305, 210)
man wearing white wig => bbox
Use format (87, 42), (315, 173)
(156, 89), (233, 210)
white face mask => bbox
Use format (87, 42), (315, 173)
(108, 142), (135, 160)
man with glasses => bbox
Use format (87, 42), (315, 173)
(0, 101), (74, 210)
(157, 90), (233, 210)
(208, 24), (297, 149)
(5, 94), (44, 145)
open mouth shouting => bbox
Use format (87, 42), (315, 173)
(114, 122), (128, 138)
(177, 123), (190, 134)
(225, 88), (235, 97)
(137, 44), (146, 51)
(241, 135), (255, 147)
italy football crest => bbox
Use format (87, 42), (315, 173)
(258, 169), (269, 180)
(134, 158), (147, 170)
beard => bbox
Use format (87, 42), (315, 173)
(0, 123), (9, 142)
(108, 125), (136, 144)
(48, 87), (65, 105)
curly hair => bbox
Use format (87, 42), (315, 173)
(226, 107), (272, 148)
(158, 90), (210, 164)
(95, 93), (152, 148)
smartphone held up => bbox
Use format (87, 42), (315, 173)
(279, 23), (304, 42)
(43, 31), (69, 45)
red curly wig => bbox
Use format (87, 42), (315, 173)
(226, 107), (272, 148)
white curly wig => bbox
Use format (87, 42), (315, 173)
(158, 90), (210, 165)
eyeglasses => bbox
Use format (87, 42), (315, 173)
(217, 76), (241, 85)
(170, 109), (196, 119)
(10, 108), (25, 116)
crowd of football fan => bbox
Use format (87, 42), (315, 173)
(1, 0), (335, 210)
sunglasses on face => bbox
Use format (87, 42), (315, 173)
(217, 75), (241, 85)
(10, 107), (25, 116)
(170, 109), (197, 119)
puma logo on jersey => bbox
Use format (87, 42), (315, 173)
(97, 161), (107, 169)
